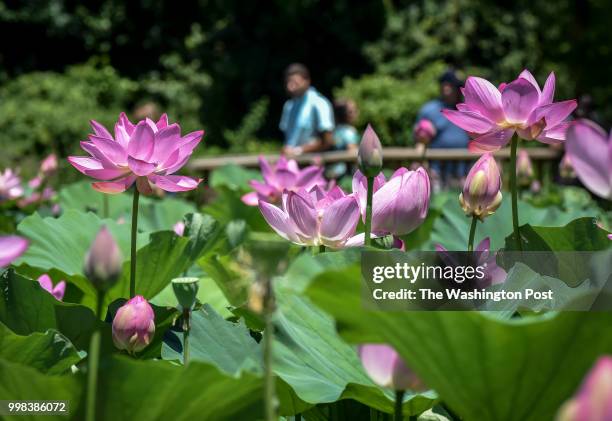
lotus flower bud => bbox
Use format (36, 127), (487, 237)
(459, 153), (502, 220)
(413, 119), (436, 143)
(173, 221), (185, 236)
(40, 154), (58, 177)
(516, 149), (534, 186)
(359, 344), (424, 391)
(84, 226), (122, 291)
(171, 277), (199, 311)
(112, 295), (155, 354)
(556, 356), (612, 421)
(358, 124), (383, 177)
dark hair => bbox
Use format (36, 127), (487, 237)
(334, 100), (350, 125)
(438, 70), (463, 89)
(285, 63), (310, 80)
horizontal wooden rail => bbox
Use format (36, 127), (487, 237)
(188, 147), (562, 171)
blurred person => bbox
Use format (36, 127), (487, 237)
(328, 99), (359, 178)
(133, 101), (161, 121)
(414, 70), (469, 189)
(280, 63), (334, 156)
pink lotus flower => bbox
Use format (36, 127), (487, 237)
(359, 344), (423, 391)
(173, 221), (185, 236)
(442, 70), (576, 152)
(358, 124), (383, 177)
(556, 356), (612, 421)
(17, 187), (55, 208)
(352, 167), (430, 236)
(517, 149), (534, 185)
(413, 119), (436, 143)
(460, 153), (503, 220)
(258, 185), (360, 248)
(435, 238), (507, 286)
(112, 295), (155, 354)
(241, 155), (326, 206)
(37, 274), (66, 301)
(0, 169), (23, 201)
(40, 154), (58, 177)
(69, 113), (203, 194)
(565, 119), (611, 199)
(559, 152), (576, 179)
(0, 235), (28, 267)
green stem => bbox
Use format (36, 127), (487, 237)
(103, 195), (109, 219)
(183, 309), (191, 366)
(394, 390), (405, 421)
(85, 293), (104, 421)
(509, 136), (523, 251)
(129, 188), (140, 298)
(319, 244), (326, 253)
(263, 276), (276, 421)
(295, 414), (301, 421)
(468, 216), (478, 252)
(364, 176), (375, 246)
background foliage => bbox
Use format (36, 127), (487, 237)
(0, 0), (611, 159)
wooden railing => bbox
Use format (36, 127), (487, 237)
(188, 147), (562, 171)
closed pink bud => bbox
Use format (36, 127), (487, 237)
(460, 153), (502, 220)
(556, 356), (612, 421)
(112, 295), (155, 354)
(413, 119), (436, 143)
(84, 226), (122, 291)
(173, 221), (185, 236)
(358, 124), (383, 177)
(559, 153), (575, 180)
(359, 344), (424, 391)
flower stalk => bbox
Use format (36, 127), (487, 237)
(262, 274), (276, 421)
(364, 176), (374, 246)
(85, 292), (104, 421)
(394, 390), (404, 421)
(509, 136), (523, 251)
(468, 216), (478, 252)
(182, 308), (191, 365)
(130, 188), (140, 298)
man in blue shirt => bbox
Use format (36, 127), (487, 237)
(280, 63), (335, 156)
(414, 70), (469, 186)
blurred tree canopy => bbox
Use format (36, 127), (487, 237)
(0, 0), (610, 163)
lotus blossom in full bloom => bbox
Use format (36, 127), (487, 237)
(352, 167), (430, 237)
(0, 235), (28, 267)
(359, 344), (424, 391)
(0, 169), (23, 202)
(37, 274), (66, 301)
(442, 70), (577, 152)
(258, 185), (360, 248)
(241, 155), (326, 206)
(565, 119), (611, 200)
(69, 113), (203, 194)
(112, 295), (155, 354)
(556, 356), (612, 421)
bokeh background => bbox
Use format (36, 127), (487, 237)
(1, 0), (611, 169)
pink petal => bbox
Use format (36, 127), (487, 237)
(258, 201), (299, 243)
(358, 344), (397, 388)
(127, 121), (155, 161)
(285, 191), (318, 239)
(149, 175), (201, 192)
(80, 141), (120, 169)
(296, 166), (324, 189)
(468, 129), (514, 153)
(540, 72), (555, 105)
(566, 120), (611, 199)
(502, 78), (540, 124)
(259, 156), (275, 186)
(128, 157), (156, 176)
(442, 109), (495, 134)
(92, 175), (137, 194)
(475, 237), (491, 252)
(0, 236), (29, 267)
(38, 274), (54, 292)
(319, 196), (360, 247)
(241, 191), (260, 206)
(88, 135), (127, 164)
(518, 69), (541, 96)
(90, 120), (113, 139)
(536, 121), (571, 144)
(68, 156), (127, 180)
(151, 123), (181, 162)
(118, 112), (135, 135)
(156, 113), (169, 130)
(52, 281), (66, 301)
(530, 100), (577, 128)
(463, 77), (505, 123)
(274, 169), (298, 190)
